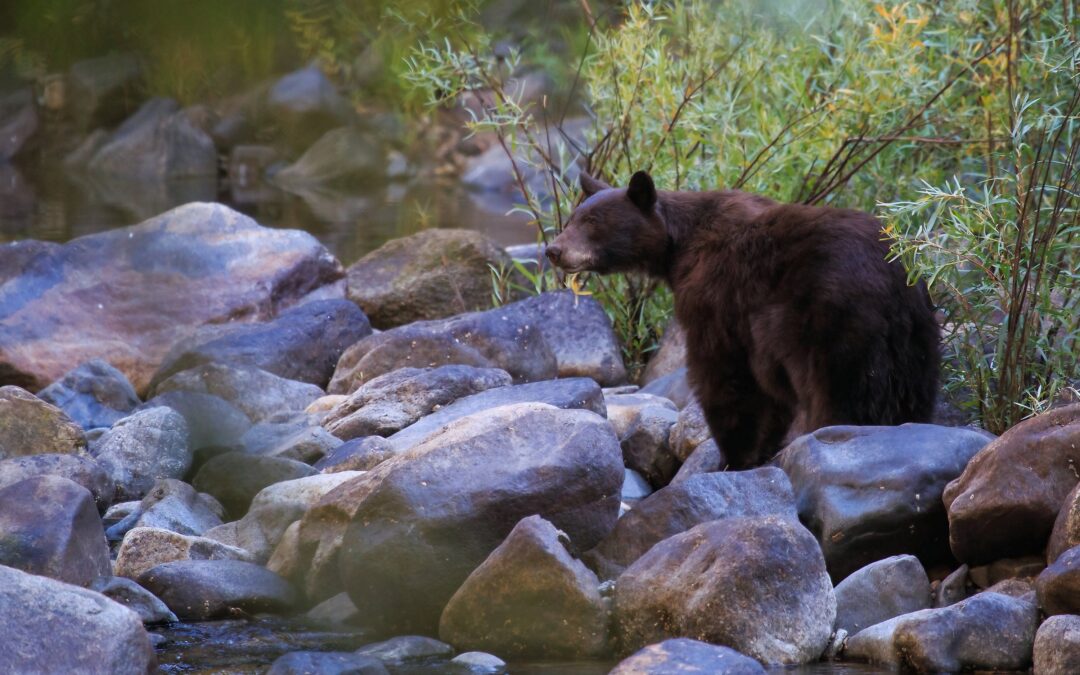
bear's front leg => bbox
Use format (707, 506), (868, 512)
(694, 371), (794, 469)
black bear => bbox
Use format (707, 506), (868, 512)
(546, 171), (940, 468)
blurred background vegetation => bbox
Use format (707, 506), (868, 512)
(1, 0), (1077, 431)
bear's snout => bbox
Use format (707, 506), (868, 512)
(545, 244), (563, 265)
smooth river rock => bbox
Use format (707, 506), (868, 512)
(0, 385), (86, 458)
(610, 638), (765, 675)
(193, 451), (317, 519)
(1049, 483), (1080, 564)
(1034, 614), (1080, 675)
(92, 406), (191, 501)
(138, 559), (298, 620)
(833, 555), (932, 636)
(152, 362), (324, 422)
(0, 453), (114, 511)
(114, 527), (255, 580)
(1036, 545), (1080, 616)
(37, 359), (141, 429)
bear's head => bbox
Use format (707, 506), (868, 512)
(546, 170), (669, 276)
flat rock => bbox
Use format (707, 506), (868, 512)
(776, 423), (991, 579)
(267, 651), (388, 675)
(1034, 614), (1080, 675)
(844, 591), (1038, 671)
(0, 475), (110, 585)
(0, 202), (345, 394)
(345, 229), (510, 329)
(1036, 545), (1080, 615)
(833, 555), (932, 635)
(138, 559), (298, 620)
(323, 365), (511, 439)
(193, 452), (317, 519)
(114, 527), (255, 580)
(152, 363), (324, 422)
(0, 385), (86, 459)
(92, 406), (191, 501)
(585, 468), (797, 580)
(90, 575), (178, 624)
(440, 515), (610, 658)
(0, 564), (154, 674)
(614, 515), (835, 665)
(37, 359), (140, 429)
(105, 478), (224, 540)
(0, 453), (113, 511)
(610, 638), (765, 675)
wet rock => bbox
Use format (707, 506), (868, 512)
(668, 399), (710, 462)
(970, 555), (1046, 589)
(90, 575), (178, 624)
(0, 475), (110, 585)
(1037, 545), (1080, 616)
(114, 527), (255, 580)
(67, 53), (143, 130)
(606, 393), (679, 487)
(239, 417), (341, 463)
(37, 359), (140, 429)
(328, 290), (624, 393)
(670, 439), (724, 484)
(0, 564), (154, 674)
(322, 404), (622, 632)
(440, 515), (611, 658)
(585, 468), (797, 580)
(105, 479), (224, 540)
(314, 436), (395, 473)
(0, 385), (86, 459)
(275, 126), (383, 186)
(0, 453), (113, 511)
(944, 404), (1080, 565)
(92, 407), (191, 501)
(844, 591), (1038, 671)
(614, 515), (835, 664)
(450, 651), (507, 674)
(152, 363), (324, 423)
(151, 299), (370, 391)
(267, 651), (388, 675)
(935, 564), (969, 607)
(1034, 614), (1080, 675)
(138, 559), (298, 620)
(1050, 483), (1080, 565)
(776, 423), (991, 580)
(266, 66), (354, 149)
(345, 229), (510, 329)
(193, 452), (317, 519)
(610, 638), (766, 675)
(140, 390), (252, 451)
(641, 322), (687, 385)
(833, 555), (932, 636)
(323, 365), (512, 439)
(0, 88), (39, 161)
(0, 202), (346, 394)
(206, 471), (363, 563)
(86, 97), (217, 178)
(355, 636), (455, 665)
(639, 367), (693, 409)
(306, 592), (360, 625)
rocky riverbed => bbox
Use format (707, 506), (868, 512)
(1, 201), (1079, 675)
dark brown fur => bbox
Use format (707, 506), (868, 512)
(548, 171), (940, 468)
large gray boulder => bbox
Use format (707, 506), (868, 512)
(92, 407), (191, 501)
(323, 365), (511, 438)
(0, 385), (86, 459)
(610, 638), (765, 675)
(0, 564), (154, 674)
(137, 559), (298, 620)
(944, 404), (1080, 565)
(776, 423), (991, 579)
(0, 202), (345, 394)
(85, 97), (217, 178)
(304, 403), (622, 632)
(345, 229), (510, 329)
(0, 475), (110, 586)
(584, 468), (797, 580)
(1034, 614), (1080, 675)
(439, 515), (610, 658)
(152, 363), (324, 422)
(37, 359), (140, 429)
(833, 555), (932, 636)
(0, 453), (113, 511)
(614, 515), (835, 665)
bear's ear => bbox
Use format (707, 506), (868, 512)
(627, 171), (657, 212)
(580, 171), (611, 197)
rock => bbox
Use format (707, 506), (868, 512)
(970, 555), (1046, 588)
(274, 126), (383, 186)
(323, 365), (512, 439)
(605, 393), (676, 437)
(606, 393), (680, 487)
(193, 452), (317, 519)
(1034, 614), (1080, 675)
(776, 423), (992, 580)
(114, 527), (255, 579)
(355, 636), (455, 665)
(935, 564), (969, 607)
(93, 407), (191, 501)
(670, 439), (724, 484)
(37, 359), (141, 429)
(321, 404), (622, 632)
(585, 469), (797, 580)
(152, 363), (324, 422)
(151, 299), (370, 391)
(1037, 545), (1080, 616)
(306, 592), (360, 625)
(449, 652), (507, 674)
(105, 479), (224, 540)
(139, 390), (253, 452)
(0, 453), (114, 511)
(0, 564), (154, 674)
(345, 229), (510, 329)
(668, 399), (710, 462)
(67, 53), (143, 130)
(206, 471), (363, 563)
(622, 469), (653, 503)
(614, 515), (835, 665)
(610, 638), (766, 675)
(328, 290), (624, 393)
(0, 88), (39, 162)
(833, 555), (932, 635)
(266, 521), (303, 579)
(228, 144), (277, 186)
(639, 367), (693, 409)
(137, 559), (298, 620)
(86, 97), (217, 178)
(306, 394), (346, 415)
(641, 322), (687, 385)
(90, 576), (178, 624)
(239, 417), (341, 463)
(266, 66), (354, 149)
(1050, 483), (1080, 565)
(267, 651), (388, 675)
(0, 475), (110, 585)
(386, 377), (606, 453)
(314, 436), (395, 473)
(944, 404), (1080, 565)
(844, 591), (1038, 672)
(0, 202), (345, 394)
(0, 239), (59, 286)
(439, 515), (611, 658)
(0, 385), (86, 459)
